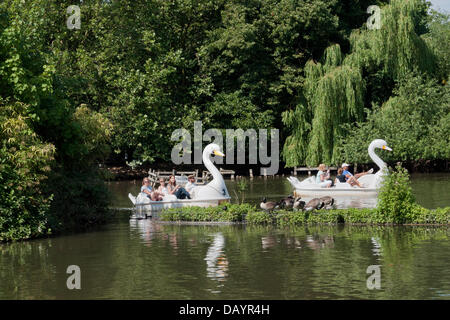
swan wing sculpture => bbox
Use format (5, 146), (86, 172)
(190, 143), (230, 200)
(357, 139), (392, 188)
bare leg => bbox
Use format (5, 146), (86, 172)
(354, 171), (370, 179)
(151, 192), (162, 201)
(348, 176), (363, 187)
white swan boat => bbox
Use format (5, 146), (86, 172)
(288, 139), (392, 197)
(128, 143), (231, 218)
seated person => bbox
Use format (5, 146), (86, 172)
(184, 175), (197, 193)
(141, 178), (163, 201)
(335, 168), (347, 184)
(157, 178), (169, 196)
(167, 175), (191, 199)
(341, 163), (373, 188)
(316, 164), (333, 188)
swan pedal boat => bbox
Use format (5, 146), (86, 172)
(288, 139), (392, 198)
(128, 143), (231, 218)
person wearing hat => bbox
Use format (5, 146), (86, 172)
(341, 163), (373, 187)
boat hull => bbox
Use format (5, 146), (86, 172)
(293, 188), (378, 198)
(132, 197), (231, 218)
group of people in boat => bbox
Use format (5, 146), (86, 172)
(316, 163), (373, 188)
(141, 175), (197, 201)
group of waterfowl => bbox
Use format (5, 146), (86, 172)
(260, 195), (335, 213)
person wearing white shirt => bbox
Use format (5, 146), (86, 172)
(157, 178), (169, 196)
(316, 164), (332, 188)
(184, 175), (197, 193)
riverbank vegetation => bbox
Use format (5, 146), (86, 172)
(160, 166), (450, 225)
(1, 0), (449, 240)
(0, 2), (113, 241)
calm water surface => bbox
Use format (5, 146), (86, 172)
(0, 174), (449, 299)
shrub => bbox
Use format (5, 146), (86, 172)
(159, 202), (255, 222)
(377, 165), (417, 223)
(0, 102), (55, 241)
(245, 211), (273, 225)
(158, 199), (449, 226)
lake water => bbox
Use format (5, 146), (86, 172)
(0, 173), (449, 299)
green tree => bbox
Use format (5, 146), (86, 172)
(282, 0), (437, 166)
(336, 72), (450, 163)
(0, 102), (55, 241)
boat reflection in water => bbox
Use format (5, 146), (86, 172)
(129, 219), (175, 248)
(371, 237), (382, 260)
(204, 233), (228, 283)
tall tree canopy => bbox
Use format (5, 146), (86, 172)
(282, 0), (439, 166)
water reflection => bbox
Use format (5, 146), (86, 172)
(305, 234), (335, 251)
(371, 237), (382, 259)
(129, 219), (160, 245)
(1, 220), (449, 299)
(204, 233), (228, 283)
(261, 235), (277, 251)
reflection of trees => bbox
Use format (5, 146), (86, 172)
(0, 241), (55, 299)
(368, 226), (450, 299)
(0, 224), (122, 299)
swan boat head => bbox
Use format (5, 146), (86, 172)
(368, 139), (392, 173)
(369, 139), (392, 153)
(357, 139), (392, 188)
(190, 143), (230, 200)
(203, 143), (226, 158)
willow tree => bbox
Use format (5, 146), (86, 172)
(283, 0), (436, 166)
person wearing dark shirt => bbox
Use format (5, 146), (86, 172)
(341, 163), (373, 187)
(335, 168), (347, 183)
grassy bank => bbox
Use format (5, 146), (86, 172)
(159, 204), (450, 225)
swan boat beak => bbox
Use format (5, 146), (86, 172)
(382, 145), (392, 151)
(213, 150), (225, 157)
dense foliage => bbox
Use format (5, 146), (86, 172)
(0, 1), (113, 241)
(160, 203), (449, 225)
(283, 0), (449, 166)
(160, 202), (253, 222)
(0, 102), (55, 241)
(2, 0), (446, 168)
(337, 73), (450, 163)
(1, 0), (397, 164)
